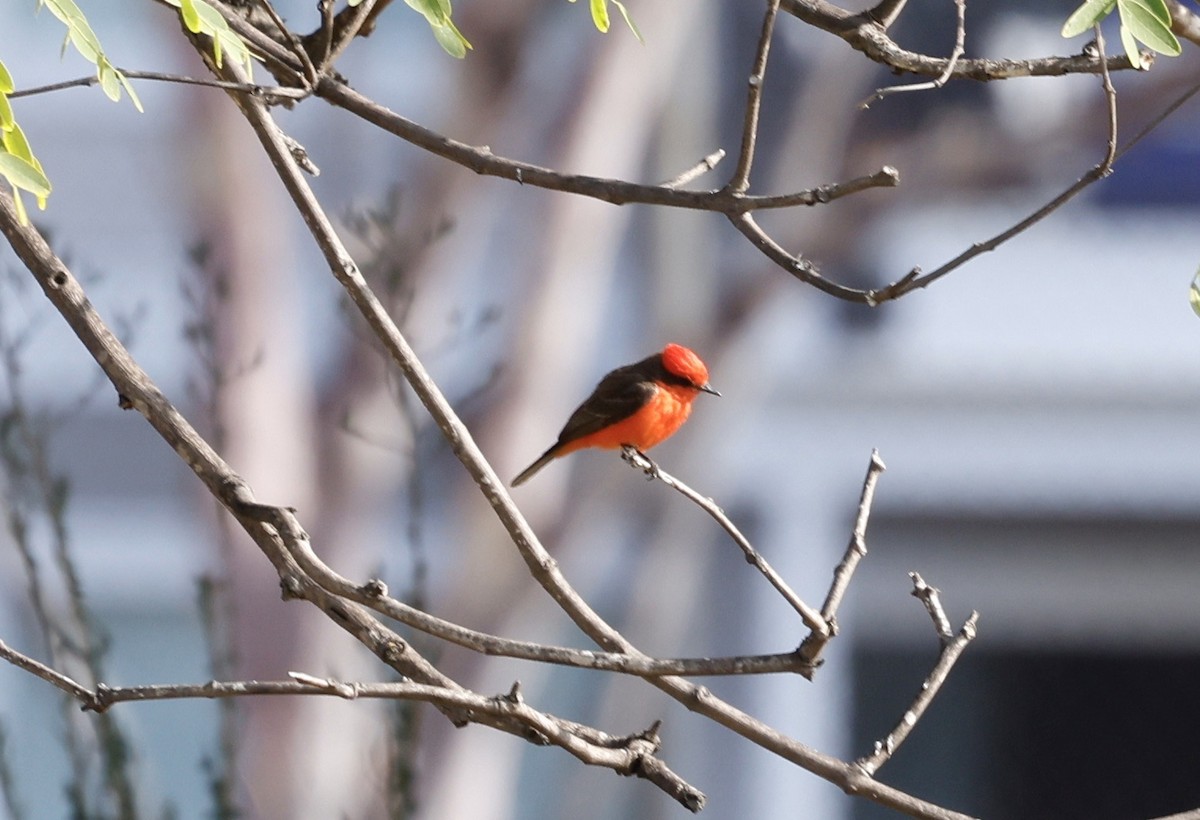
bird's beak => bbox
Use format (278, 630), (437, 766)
(700, 382), (721, 397)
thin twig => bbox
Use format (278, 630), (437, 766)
(728, 0), (781, 192)
(321, 79), (893, 212)
(779, 0), (1142, 81)
(860, 0), (966, 108)
(621, 447), (829, 638)
(797, 450), (886, 668)
(1117, 79), (1200, 162)
(319, 0), (379, 69)
(0, 638), (94, 702)
(659, 149), (726, 189)
(728, 211), (869, 301)
(869, 25), (1121, 302)
(856, 577), (979, 775)
(10, 70), (307, 102)
(866, 0), (909, 29)
(909, 572), (953, 639)
(312, 0), (336, 69)
(256, 0), (319, 88)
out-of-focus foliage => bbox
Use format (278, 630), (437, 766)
(0, 58), (51, 225)
(570, 0), (643, 41)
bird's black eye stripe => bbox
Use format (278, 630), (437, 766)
(662, 372), (701, 390)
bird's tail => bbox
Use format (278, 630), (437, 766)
(511, 447), (559, 487)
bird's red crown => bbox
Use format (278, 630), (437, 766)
(661, 343), (710, 388)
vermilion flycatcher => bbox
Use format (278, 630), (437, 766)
(511, 343), (718, 486)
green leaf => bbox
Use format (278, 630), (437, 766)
(590, 0), (611, 33)
(1117, 0), (1182, 55)
(180, 0), (203, 33)
(1061, 0), (1116, 37)
(162, 0), (253, 70)
(67, 24), (102, 64)
(0, 95), (12, 133)
(98, 62), (121, 102)
(1119, 21), (1143, 67)
(433, 17), (472, 58)
(40, 0), (85, 26)
(1190, 271), (1200, 318)
(405, 0), (449, 23)
(0, 152), (52, 198)
(404, 0), (472, 57)
(1136, 0), (1172, 26)
(11, 187), (29, 225)
(431, 24), (466, 57)
(2, 122), (34, 163)
(0, 61), (13, 95)
(610, 0), (643, 42)
(40, 0), (146, 110)
(117, 72), (144, 114)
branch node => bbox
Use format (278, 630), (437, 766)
(360, 578), (388, 598)
(279, 573), (306, 600)
(632, 718), (663, 750)
(85, 683), (113, 713)
(381, 638), (408, 664)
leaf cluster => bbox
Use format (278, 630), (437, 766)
(0, 61), (51, 226)
(39, 0), (143, 108)
(167, 0), (253, 69)
(1062, 0), (1181, 68)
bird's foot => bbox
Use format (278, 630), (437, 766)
(621, 445), (660, 481)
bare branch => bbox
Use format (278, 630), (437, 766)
(780, 0), (1144, 80)
(0, 638), (706, 811)
(856, 577), (980, 776)
(728, 0), (781, 192)
(255, 0), (319, 89)
(909, 571), (954, 640)
(621, 447), (829, 637)
(728, 212), (871, 301)
(872, 23), (1120, 300)
(0, 638), (94, 703)
(177, 0), (1173, 309)
(861, 0), (966, 107)
(660, 149), (726, 189)
(1168, 0), (1200, 47)
(10, 69), (307, 102)
(232, 496), (818, 677)
(319, 78), (892, 212)
(194, 36), (982, 819)
(797, 449), (886, 668)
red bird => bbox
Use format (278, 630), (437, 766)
(511, 343), (718, 486)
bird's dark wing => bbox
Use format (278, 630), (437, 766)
(553, 361), (659, 446)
